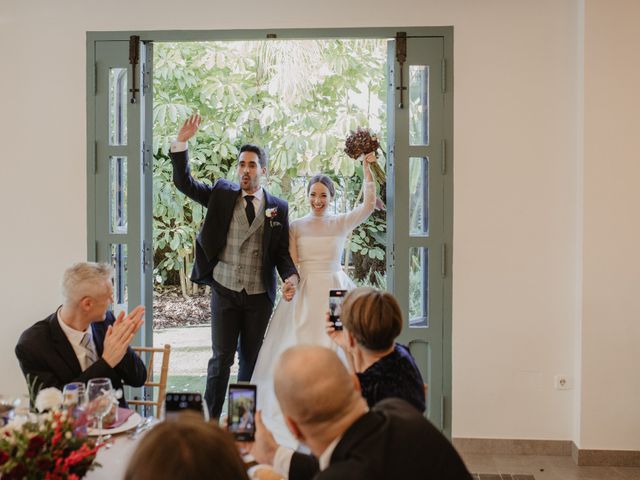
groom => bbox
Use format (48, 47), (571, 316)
(170, 114), (299, 418)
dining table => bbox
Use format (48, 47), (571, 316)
(85, 417), (155, 480)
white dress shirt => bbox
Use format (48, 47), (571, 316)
(57, 310), (97, 371)
(272, 435), (342, 477)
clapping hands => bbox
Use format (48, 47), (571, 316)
(102, 306), (145, 368)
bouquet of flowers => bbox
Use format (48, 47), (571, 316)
(344, 127), (386, 184)
(0, 388), (102, 480)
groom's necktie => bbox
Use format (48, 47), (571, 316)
(245, 195), (255, 225)
(80, 331), (98, 368)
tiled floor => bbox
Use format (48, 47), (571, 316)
(461, 453), (640, 480)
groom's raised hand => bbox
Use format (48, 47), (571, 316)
(177, 113), (202, 142)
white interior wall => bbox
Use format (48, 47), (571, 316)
(1, 0), (637, 450)
(579, 0), (640, 450)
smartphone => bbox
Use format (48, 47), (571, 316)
(329, 289), (348, 331)
(164, 392), (207, 420)
(227, 384), (257, 441)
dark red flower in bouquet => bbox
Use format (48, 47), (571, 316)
(344, 127), (381, 159)
(7, 462), (28, 479)
(344, 127), (386, 186)
(26, 435), (47, 458)
(37, 458), (54, 471)
(0, 451), (9, 465)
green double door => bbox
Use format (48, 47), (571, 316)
(88, 33), (451, 432)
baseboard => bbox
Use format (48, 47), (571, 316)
(453, 438), (572, 456)
(454, 438), (640, 467)
(571, 442), (640, 467)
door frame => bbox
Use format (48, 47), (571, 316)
(86, 26), (453, 433)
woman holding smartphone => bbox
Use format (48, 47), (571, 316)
(251, 154), (377, 447)
(326, 287), (426, 413)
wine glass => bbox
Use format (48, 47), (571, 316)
(63, 382), (87, 414)
(87, 378), (113, 442)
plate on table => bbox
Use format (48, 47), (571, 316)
(88, 411), (142, 436)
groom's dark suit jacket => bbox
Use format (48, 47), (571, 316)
(289, 399), (472, 480)
(15, 311), (147, 407)
(170, 149), (298, 303)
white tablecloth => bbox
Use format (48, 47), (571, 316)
(86, 433), (139, 480)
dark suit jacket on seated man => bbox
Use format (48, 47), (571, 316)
(252, 346), (472, 480)
(15, 262), (146, 407)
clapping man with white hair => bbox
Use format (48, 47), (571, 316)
(15, 262), (147, 406)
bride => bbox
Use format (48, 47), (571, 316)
(251, 152), (377, 447)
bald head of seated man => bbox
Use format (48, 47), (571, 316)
(271, 346), (472, 480)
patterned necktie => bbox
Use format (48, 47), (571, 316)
(245, 195), (255, 225)
(80, 332), (98, 367)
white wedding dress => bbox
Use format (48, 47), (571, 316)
(251, 181), (376, 448)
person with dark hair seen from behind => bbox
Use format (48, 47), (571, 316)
(124, 412), (250, 480)
(326, 286), (425, 413)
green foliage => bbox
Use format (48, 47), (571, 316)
(153, 40), (388, 291)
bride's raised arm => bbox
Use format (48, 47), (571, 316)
(339, 153), (377, 232)
(288, 220), (300, 265)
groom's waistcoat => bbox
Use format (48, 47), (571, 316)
(213, 195), (266, 294)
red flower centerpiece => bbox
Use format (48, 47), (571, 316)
(0, 389), (103, 479)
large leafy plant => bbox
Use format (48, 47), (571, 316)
(153, 40), (388, 295)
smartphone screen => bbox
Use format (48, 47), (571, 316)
(164, 392), (206, 420)
(329, 289), (348, 331)
(227, 384), (257, 441)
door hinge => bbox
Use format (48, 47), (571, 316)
(142, 240), (152, 273)
(93, 140), (98, 174)
(94, 241), (99, 262)
(94, 62), (98, 95)
(129, 35), (140, 104)
(142, 59), (149, 96)
(441, 58), (447, 93)
(440, 395), (446, 431)
(142, 141), (151, 172)
(441, 139), (447, 174)
(441, 243), (447, 277)
(395, 32), (407, 109)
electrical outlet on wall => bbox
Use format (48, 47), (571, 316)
(554, 374), (571, 390)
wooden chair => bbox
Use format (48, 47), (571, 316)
(129, 344), (171, 418)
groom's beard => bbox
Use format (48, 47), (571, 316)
(241, 175), (259, 192)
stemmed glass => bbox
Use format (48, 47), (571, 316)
(63, 382), (87, 411)
(86, 378), (113, 442)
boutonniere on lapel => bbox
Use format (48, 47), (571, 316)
(266, 207), (282, 227)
